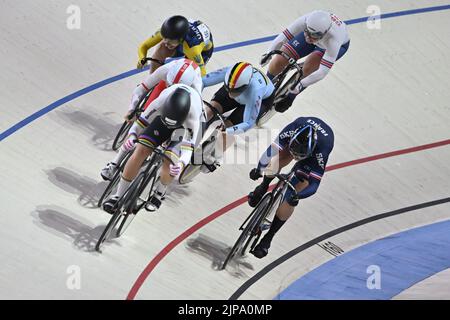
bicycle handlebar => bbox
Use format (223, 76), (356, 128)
(142, 57), (165, 66)
(203, 100), (227, 128)
(266, 50), (303, 78)
(273, 172), (297, 193)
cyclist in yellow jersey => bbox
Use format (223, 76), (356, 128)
(137, 15), (214, 76)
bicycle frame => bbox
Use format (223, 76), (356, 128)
(256, 50), (303, 127)
(221, 170), (298, 269)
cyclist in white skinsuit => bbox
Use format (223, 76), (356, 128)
(101, 59), (202, 181)
(260, 10), (350, 112)
(102, 84), (204, 212)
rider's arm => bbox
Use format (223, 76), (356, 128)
(256, 120), (298, 169)
(300, 41), (339, 87)
(184, 43), (207, 76)
(257, 142), (282, 171)
(225, 90), (261, 135)
(138, 31), (163, 61)
(267, 14), (307, 52)
(128, 64), (169, 112)
(202, 67), (229, 88)
(295, 170), (321, 199)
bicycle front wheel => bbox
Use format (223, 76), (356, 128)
(112, 121), (133, 151)
(178, 163), (202, 185)
(95, 209), (124, 252)
(221, 193), (273, 270)
(116, 166), (158, 237)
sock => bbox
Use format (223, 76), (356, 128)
(155, 182), (168, 197)
(262, 215), (286, 245)
(111, 147), (128, 165)
(115, 176), (132, 198)
(267, 72), (275, 81)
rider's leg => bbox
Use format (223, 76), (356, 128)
(157, 157), (174, 193)
(252, 177), (308, 258)
(102, 143), (153, 213)
(200, 86), (243, 172)
(248, 151), (292, 207)
(101, 119), (147, 180)
(148, 142), (182, 210)
(302, 51), (322, 77)
(103, 116), (173, 212)
(267, 50), (290, 81)
(204, 100), (224, 130)
(118, 143), (153, 196)
(272, 32), (316, 113)
(274, 51), (322, 113)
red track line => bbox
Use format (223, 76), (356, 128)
(126, 138), (450, 299)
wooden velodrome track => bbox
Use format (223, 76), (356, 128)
(1, 0), (449, 299)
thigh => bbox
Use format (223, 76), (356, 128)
(164, 140), (182, 165)
(226, 107), (245, 126)
(282, 32), (317, 60)
(138, 116), (174, 149)
(211, 85), (243, 114)
(258, 92), (276, 118)
(314, 41), (350, 62)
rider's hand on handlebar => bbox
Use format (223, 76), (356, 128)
(249, 168), (262, 181)
(137, 58), (147, 69)
(287, 193), (300, 206)
(123, 134), (137, 152)
(124, 110), (136, 123)
(260, 53), (271, 67)
(169, 163), (182, 177)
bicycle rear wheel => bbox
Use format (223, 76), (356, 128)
(221, 193), (273, 270)
(178, 164), (202, 185)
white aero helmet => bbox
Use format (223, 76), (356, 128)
(305, 10), (332, 40)
(166, 59), (201, 87)
(224, 62), (253, 94)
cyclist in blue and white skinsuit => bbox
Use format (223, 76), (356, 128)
(260, 10), (350, 113)
(200, 62), (275, 171)
(247, 116), (334, 258)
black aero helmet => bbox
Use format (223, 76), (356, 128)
(161, 15), (189, 40)
(160, 87), (191, 128)
(288, 124), (318, 160)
